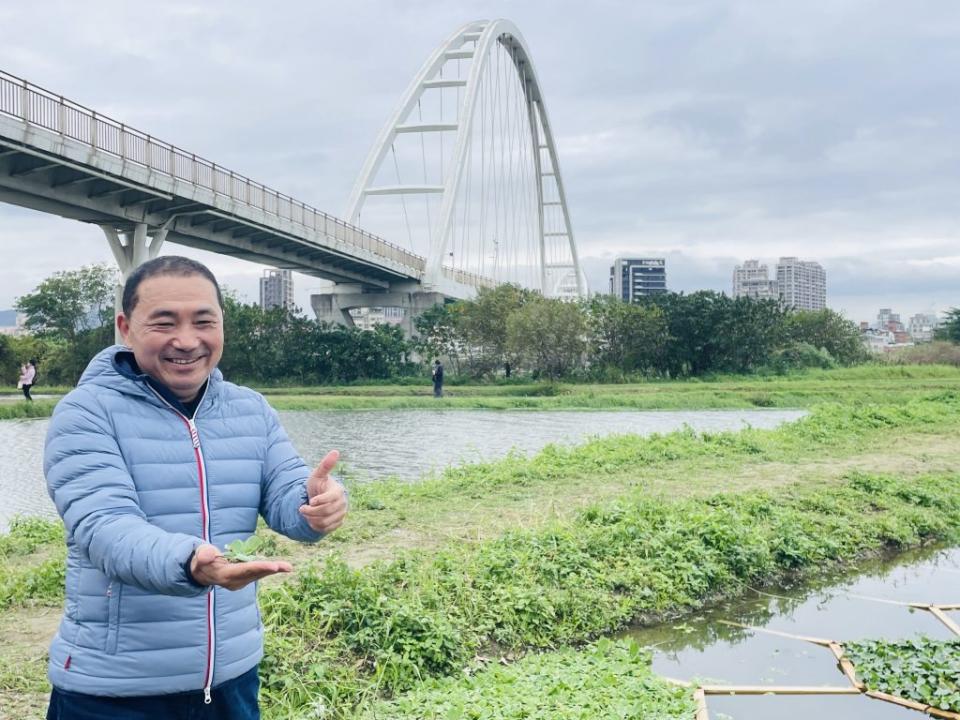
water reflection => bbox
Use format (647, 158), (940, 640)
(707, 693), (924, 720)
(0, 408), (803, 531)
(628, 546), (960, 719)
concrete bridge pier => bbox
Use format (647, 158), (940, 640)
(310, 286), (446, 337)
(101, 222), (168, 345)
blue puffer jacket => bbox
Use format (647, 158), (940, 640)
(44, 345), (323, 697)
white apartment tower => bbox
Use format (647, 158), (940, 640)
(732, 260), (778, 300)
(775, 257), (826, 311)
(259, 269), (295, 311)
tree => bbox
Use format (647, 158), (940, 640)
(219, 294), (413, 385)
(935, 308), (960, 344)
(15, 264), (115, 342)
(413, 303), (461, 374)
(717, 296), (788, 373)
(784, 309), (869, 365)
(585, 295), (668, 376)
(507, 297), (587, 380)
(642, 291), (733, 376)
(454, 284), (536, 378)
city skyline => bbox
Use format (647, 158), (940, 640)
(0, 2), (956, 324)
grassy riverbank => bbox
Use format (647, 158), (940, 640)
(3, 365), (958, 418)
(2, 386), (960, 717)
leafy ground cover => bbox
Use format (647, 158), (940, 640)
(253, 468), (960, 717)
(358, 639), (695, 720)
(3, 387), (960, 718)
(0, 517), (65, 609)
(845, 636), (960, 712)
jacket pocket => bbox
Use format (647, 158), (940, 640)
(105, 581), (123, 654)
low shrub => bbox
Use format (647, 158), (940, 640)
(889, 341), (960, 367)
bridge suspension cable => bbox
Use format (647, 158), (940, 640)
(346, 19), (585, 297)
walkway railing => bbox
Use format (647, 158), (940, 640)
(0, 70), (426, 273)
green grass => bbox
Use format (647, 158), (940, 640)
(256, 466), (960, 718)
(0, 518), (65, 610)
(261, 365), (960, 411)
(359, 639), (696, 720)
(0, 401), (58, 420)
(6, 365), (959, 418)
(338, 391), (960, 525)
(4, 387), (960, 719)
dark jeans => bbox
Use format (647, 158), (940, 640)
(46, 666), (260, 720)
(22, 383), (32, 401)
(433, 383), (443, 397)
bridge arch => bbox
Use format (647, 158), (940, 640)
(346, 19), (585, 297)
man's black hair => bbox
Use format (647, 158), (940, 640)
(122, 256), (224, 317)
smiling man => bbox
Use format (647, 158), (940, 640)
(43, 255), (347, 719)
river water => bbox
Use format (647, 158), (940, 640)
(627, 545), (960, 719)
(0, 408), (804, 531)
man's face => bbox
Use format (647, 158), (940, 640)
(117, 273), (224, 402)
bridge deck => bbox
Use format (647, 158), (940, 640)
(0, 70), (433, 289)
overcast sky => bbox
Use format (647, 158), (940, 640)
(0, 0), (957, 323)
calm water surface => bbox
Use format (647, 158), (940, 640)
(0, 408), (804, 530)
(627, 546), (960, 720)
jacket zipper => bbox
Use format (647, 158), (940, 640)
(148, 384), (215, 704)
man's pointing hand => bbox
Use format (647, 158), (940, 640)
(299, 449), (347, 534)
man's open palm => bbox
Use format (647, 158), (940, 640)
(190, 544), (291, 591)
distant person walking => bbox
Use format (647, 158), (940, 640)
(432, 359), (444, 398)
(18, 359), (36, 401)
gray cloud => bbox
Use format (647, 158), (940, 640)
(0, 0), (957, 323)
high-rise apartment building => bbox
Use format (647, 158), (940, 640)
(732, 260), (778, 301)
(609, 257), (667, 302)
(259, 269), (294, 311)
(877, 308), (901, 330)
(775, 257), (826, 311)
(908, 313), (939, 342)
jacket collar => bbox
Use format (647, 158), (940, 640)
(78, 345), (221, 416)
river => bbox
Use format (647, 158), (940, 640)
(627, 545), (960, 719)
(0, 408), (804, 531)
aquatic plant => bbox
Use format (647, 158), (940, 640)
(846, 636), (960, 712)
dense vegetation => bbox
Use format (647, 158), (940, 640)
(8, 263), (885, 387)
(4, 392), (960, 717)
(846, 637), (960, 712)
(936, 308), (960, 344)
(416, 285), (871, 380)
(359, 639), (695, 720)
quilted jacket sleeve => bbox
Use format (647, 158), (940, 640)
(44, 390), (207, 597)
(258, 398), (326, 543)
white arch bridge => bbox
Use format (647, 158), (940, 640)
(0, 19), (585, 333)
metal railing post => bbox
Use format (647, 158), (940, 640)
(20, 80), (28, 123)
